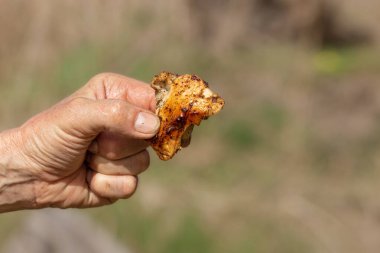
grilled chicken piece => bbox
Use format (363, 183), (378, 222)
(149, 71), (225, 160)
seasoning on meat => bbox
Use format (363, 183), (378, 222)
(149, 71), (225, 160)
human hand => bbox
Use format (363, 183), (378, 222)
(0, 73), (159, 211)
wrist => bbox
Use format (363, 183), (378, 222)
(0, 128), (37, 212)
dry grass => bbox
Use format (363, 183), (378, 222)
(2, 1), (380, 253)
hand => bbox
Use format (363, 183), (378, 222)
(0, 73), (160, 211)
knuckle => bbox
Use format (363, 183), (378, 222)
(87, 72), (121, 93)
(100, 141), (121, 160)
(104, 151), (119, 161)
(90, 72), (113, 84)
(67, 97), (88, 110)
(106, 100), (138, 127)
(107, 100), (125, 123)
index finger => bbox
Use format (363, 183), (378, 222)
(78, 73), (156, 112)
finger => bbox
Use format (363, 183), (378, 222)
(61, 97), (160, 140)
(90, 132), (149, 160)
(79, 73), (156, 112)
(88, 150), (150, 175)
(87, 171), (138, 199)
(83, 192), (118, 208)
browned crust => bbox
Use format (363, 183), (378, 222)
(149, 71), (224, 160)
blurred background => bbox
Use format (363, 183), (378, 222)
(1, 0), (380, 252)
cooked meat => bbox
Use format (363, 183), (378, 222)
(149, 71), (225, 160)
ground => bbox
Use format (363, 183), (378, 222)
(1, 1), (380, 252)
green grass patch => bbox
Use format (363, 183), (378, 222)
(224, 120), (260, 151)
(313, 47), (380, 76)
(257, 101), (287, 131)
(162, 215), (214, 253)
(53, 44), (104, 94)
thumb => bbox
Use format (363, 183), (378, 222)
(60, 97), (160, 140)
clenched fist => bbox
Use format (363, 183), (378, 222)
(0, 73), (160, 212)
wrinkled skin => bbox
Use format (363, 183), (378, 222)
(0, 73), (160, 212)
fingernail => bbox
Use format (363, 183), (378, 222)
(134, 112), (160, 134)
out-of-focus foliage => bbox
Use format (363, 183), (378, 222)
(2, 0), (380, 252)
